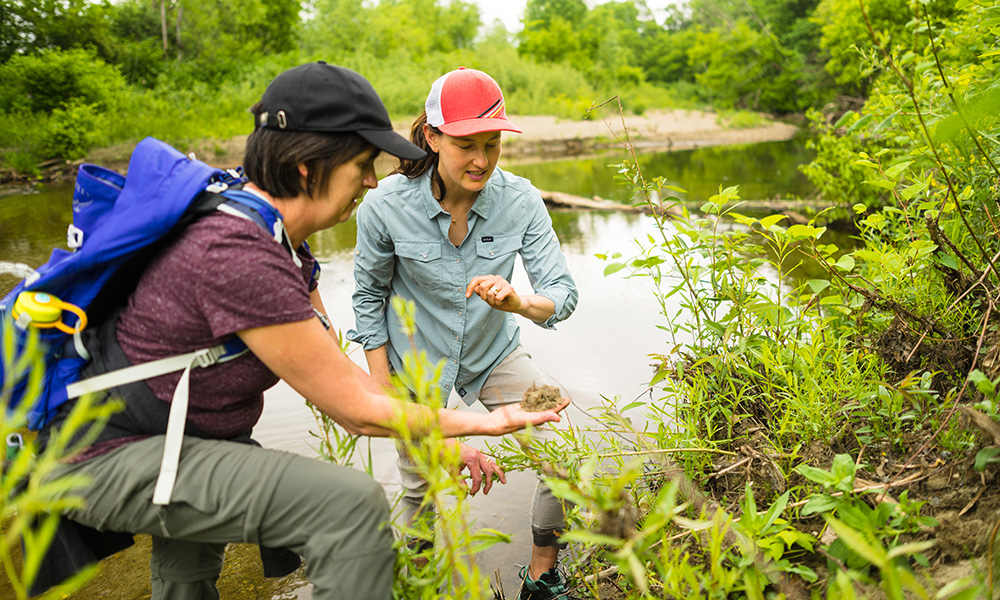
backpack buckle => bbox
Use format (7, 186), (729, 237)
(67, 224), (84, 250)
(194, 346), (226, 368)
(205, 181), (230, 194)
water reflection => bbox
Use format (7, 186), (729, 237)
(507, 138), (815, 203)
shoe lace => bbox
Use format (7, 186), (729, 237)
(518, 565), (569, 596)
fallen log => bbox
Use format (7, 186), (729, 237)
(538, 189), (682, 216)
(540, 189), (812, 223)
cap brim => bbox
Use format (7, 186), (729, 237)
(438, 118), (522, 137)
(358, 129), (427, 160)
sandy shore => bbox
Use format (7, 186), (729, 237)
(504, 109), (800, 158)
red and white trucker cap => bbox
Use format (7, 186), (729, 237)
(425, 67), (522, 136)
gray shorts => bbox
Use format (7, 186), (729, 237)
(398, 345), (570, 548)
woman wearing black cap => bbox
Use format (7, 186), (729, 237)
(38, 62), (566, 600)
(351, 67), (578, 600)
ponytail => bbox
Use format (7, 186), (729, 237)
(395, 110), (447, 201)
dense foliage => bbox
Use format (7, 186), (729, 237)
(536, 0), (998, 596)
(0, 0), (961, 169)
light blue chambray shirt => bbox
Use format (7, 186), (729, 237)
(348, 167), (578, 404)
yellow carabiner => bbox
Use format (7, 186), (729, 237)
(12, 292), (88, 334)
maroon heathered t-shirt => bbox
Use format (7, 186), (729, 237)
(114, 212), (316, 438)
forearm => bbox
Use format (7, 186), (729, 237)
(241, 319), (561, 441)
(363, 345), (393, 389)
(514, 293), (556, 323)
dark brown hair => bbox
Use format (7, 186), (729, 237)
(394, 110), (447, 200)
(244, 101), (374, 200)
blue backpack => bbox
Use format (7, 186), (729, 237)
(0, 137), (305, 433)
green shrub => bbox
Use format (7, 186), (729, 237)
(43, 101), (108, 161)
(0, 48), (127, 114)
(0, 151), (41, 176)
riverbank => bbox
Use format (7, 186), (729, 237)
(0, 109), (800, 190)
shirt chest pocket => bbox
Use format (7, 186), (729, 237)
(475, 234), (521, 261)
(395, 241), (445, 290)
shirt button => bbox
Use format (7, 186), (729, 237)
(490, 251), (494, 256)
(454, 336), (459, 341)
(458, 311), (462, 316)
(422, 253), (427, 258)
(456, 259), (461, 264)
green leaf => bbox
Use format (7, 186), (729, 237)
(846, 114), (873, 133)
(974, 448), (1000, 471)
(827, 517), (885, 567)
(819, 295), (843, 306)
(561, 530), (624, 547)
(863, 179), (897, 190)
(730, 212), (757, 226)
(801, 494), (840, 515)
(795, 464), (838, 486)
(807, 279), (831, 294)
(835, 255), (856, 272)
(760, 214), (786, 229)
(603, 262), (625, 276)
(886, 540), (936, 559)
(934, 252), (959, 270)
(854, 159), (879, 168)
(969, 370), (995, 396)
(852, 203), (868, 214)
(626, 552), (649, 594)
(901, 181), (929, 200)
(787, 224), (819, 239)
(831, 454), (857, 482)
(833, 110), (857, 128)
(883, 161), (913, 180)
(760, 492), (789, 533)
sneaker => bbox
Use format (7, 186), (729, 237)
(518, 565), (569, 600)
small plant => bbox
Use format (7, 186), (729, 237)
(1, 321), (120, 599)
(308, 299), (507, 599)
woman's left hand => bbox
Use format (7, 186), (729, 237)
(467, 275), (522, 313)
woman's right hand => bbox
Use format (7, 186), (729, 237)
(480, 398), (570, 436)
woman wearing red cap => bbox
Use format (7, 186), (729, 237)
(33, 63), (567, 600)
(351, 67), (579, 600)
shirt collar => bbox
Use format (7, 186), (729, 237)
(418, 168), (501, 222)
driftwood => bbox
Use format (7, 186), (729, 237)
(539, 189), (644, 212)
(540, 189), (812, 223)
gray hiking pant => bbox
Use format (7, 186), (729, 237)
(52, 436), (394, 600)
(398, 345), (570, 548)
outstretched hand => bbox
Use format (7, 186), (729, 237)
(481, 398), (570, 436)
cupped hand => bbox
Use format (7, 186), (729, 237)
(467, 275), (522, 313)
(482, 398), (570, 436)
(457, 442), (506, 496)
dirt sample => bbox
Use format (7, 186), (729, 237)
(520, 384), (563, 412)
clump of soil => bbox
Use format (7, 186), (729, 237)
(520, 384), (563, 412)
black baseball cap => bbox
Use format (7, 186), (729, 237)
(257, 61), (425, 160)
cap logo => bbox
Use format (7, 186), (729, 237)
(276, 110), (288, 129)
(478, 99), (504, 120)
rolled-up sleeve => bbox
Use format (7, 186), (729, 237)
(520, 188), (578, 329)
(349, 199), (395, 349)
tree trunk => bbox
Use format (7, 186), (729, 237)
(175, 4), (183, 61)
(160, 0), (168, 58)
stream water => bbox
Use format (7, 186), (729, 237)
(0, 137), (816, 595)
